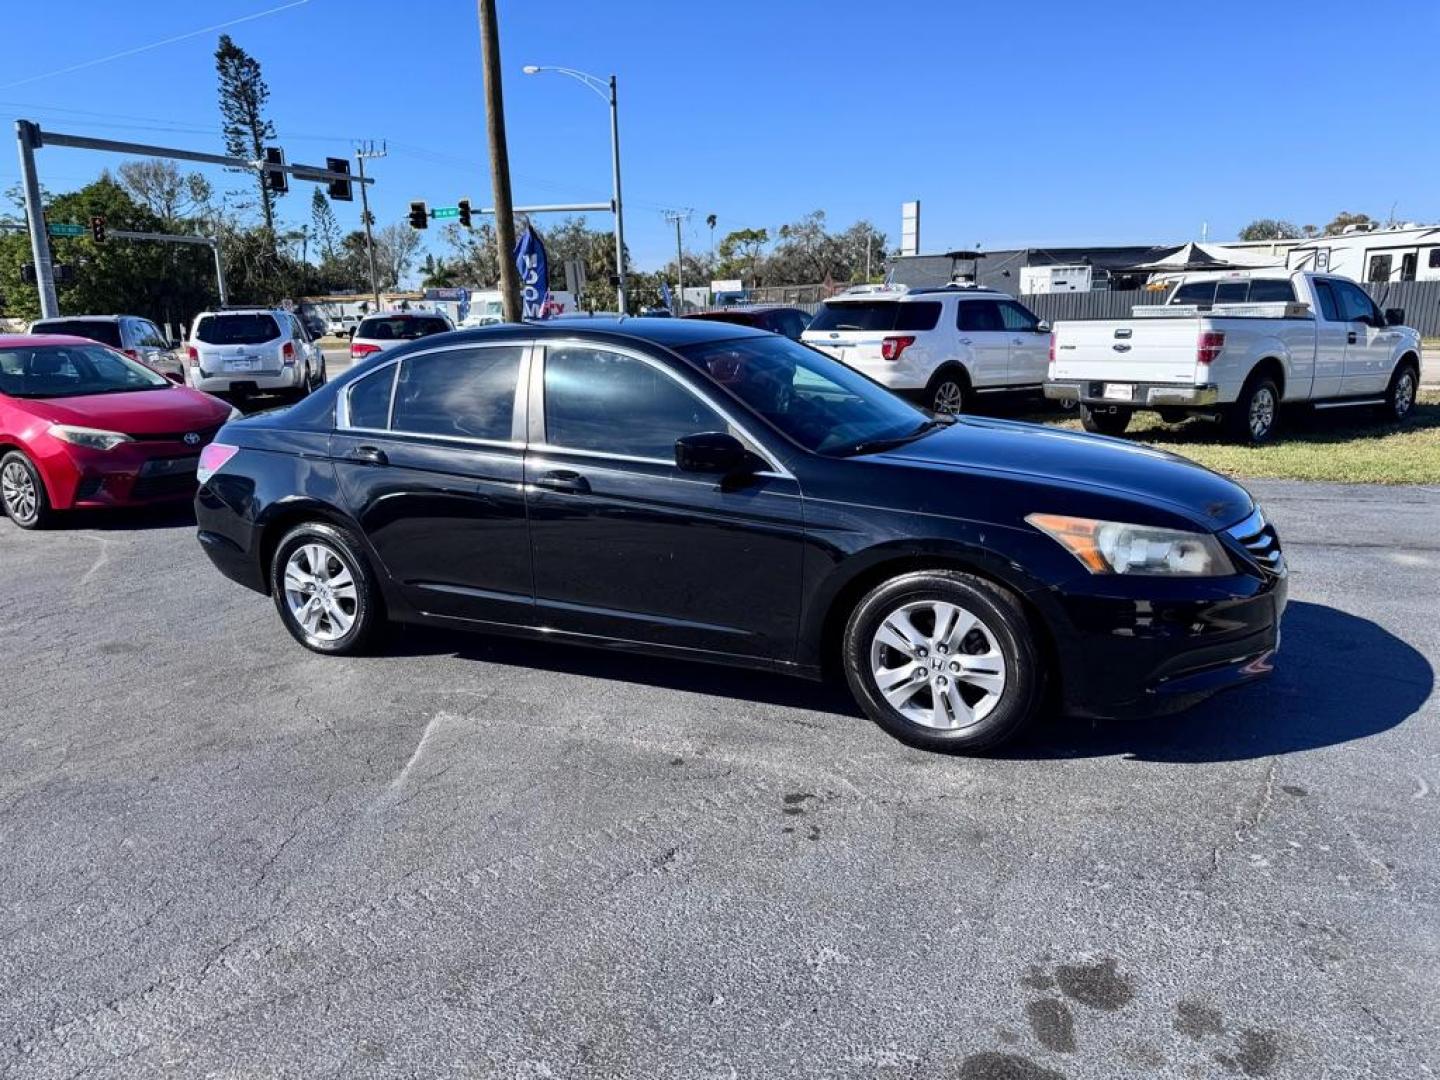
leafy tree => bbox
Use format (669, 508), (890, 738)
(1238, 219), (1302, 242)
(215, 34), (279, 236)
(418, 253), (457, 288)
(715, 227), (769, 284)
(115, 161), (214, 226)
(309, 188), (341, 261)
(1323, 211), (1375, 236)
(374, 222), (422, 291)
(835, 220), (888, 283)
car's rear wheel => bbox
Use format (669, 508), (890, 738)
(1079, 402), (1131, 435)
(271, 522), (383, 654)
(842, 570), (1043, 753)
(0, 451), (52, 530)
(926, 368), (970, 415)
(1381, 361), (1418, 424)
(1226, 375), (1280, 444)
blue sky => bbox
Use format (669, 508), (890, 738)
(3, 0), (1438, 276)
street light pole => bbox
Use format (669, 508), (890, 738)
(522, 65), (627, 314)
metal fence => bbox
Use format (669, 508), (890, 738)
(1019, 282), (1440, 337)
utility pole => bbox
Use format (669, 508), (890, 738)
(15, 120), (58, 318)
(478, 0), (521, 323)
(355, 141), (386, 310)
(664, 208), (691, 313)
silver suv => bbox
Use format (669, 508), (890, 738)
(185, 307), (326, 400)
(801, 284), (1051, 414)
(30, 315), (183, 381)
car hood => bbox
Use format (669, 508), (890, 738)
(873, 416), (1253, 530)
(21, 387), (231, 436)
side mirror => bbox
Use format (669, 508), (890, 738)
(1385, 307), (1405, 327)
(1036, 319), (1051, 333)
(675, 431), (748, 474)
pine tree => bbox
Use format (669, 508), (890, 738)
(215, 34), (279, 236)
(310, 188), (340, 260)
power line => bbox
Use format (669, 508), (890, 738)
(0, 0), (313, 91)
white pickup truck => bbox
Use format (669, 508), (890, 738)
(1044, 270), (1423, 442)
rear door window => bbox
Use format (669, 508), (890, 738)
(1169, 281), (1217, 308)
(956, 300), (1004, 332)
(391, 346), (523, 441)
(194, 313), (280, 345)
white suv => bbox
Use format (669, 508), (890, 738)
(801, 285), (1051, 413)
(185, 307), (326, 401)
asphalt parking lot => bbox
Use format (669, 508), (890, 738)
(2, 480), (1436, 1079)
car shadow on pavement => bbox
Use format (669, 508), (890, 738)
(387, 600), (1429, 763)
(62, 503), (196, 531)
(1007, 600), (1433, 764)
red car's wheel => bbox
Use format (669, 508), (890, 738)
(0, 451), (52, 530)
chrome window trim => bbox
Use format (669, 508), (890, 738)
(336, 340), (530, 440)
(534, 338), (794, 479)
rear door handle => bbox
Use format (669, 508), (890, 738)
(1347, 331), (1358, 344)
(532, 469), (590, 495)
(347, 445), (388, 466)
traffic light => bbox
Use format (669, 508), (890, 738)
(20, 263), (35, 284)
(54, 263), (74, 285)
(458, 198), (472, 228)
(408, 200), (428, 229)
(325, 156), (352, 202)
(90, 214), (107, 244)
(264, 146), (288, 194)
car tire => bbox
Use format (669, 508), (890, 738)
(926, 368), (970, 415)
(270, 521), (384, 655)
(0, 450), (52, 530)
(1225, 374), (1281, 444)
(842, 570), (1043, 754)
(1079, 402), (1131, 436)
(1381, 361), (1419, 424)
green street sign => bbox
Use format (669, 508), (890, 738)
(47, 223), (86, 237)
(430, 206), (460, 219)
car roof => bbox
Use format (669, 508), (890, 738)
(362, 310), (449, 318)
(524, 315), (770, 346)
(2, 333), (106, 347)
(32, 315), (127, 324)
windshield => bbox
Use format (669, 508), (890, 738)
(32, 320), (123, 348)
(676, 335), (932, 456)
(0, 342), (170, 399)
(194, 313), (280, 345)
(357, 315), (451, 340)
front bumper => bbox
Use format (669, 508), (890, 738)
(1045, 380), (1221, 408)
(35, 440), (206, 509)
(1041, 564), (1287, 720)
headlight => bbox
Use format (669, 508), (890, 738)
(1026, 513), (1231, 576)
(48, 424), (133, 452)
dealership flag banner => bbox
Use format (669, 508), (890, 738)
(514, 224), (550, 319)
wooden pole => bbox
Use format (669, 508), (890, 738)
(477, 0), (521, 322)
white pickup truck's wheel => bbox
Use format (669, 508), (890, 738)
(1227, 375), (1280, 444)
(1383, 362), (1418, 423)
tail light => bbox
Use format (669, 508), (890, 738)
(351, 341), (381, 359)
(281, 341), (296, 365)
(196, 442), (239, 484)
(880, 335), (915, 361)
(186, 346), (200, 367)
(122, 348), (140, 361)
(1048, 332), (1057, 375)
(1197, 331), (1225, 364)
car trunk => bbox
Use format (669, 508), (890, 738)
(1051, 318), (1204, 386)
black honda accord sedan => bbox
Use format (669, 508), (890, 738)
(194, 317), (1285, 753)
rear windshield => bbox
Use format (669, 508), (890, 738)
(1168, 279), (1296, 308)
(357, 316), (451, 341)
(31, 320), (122, 347)
(808, 300), (940, 333)
(194, 313), (280, 345)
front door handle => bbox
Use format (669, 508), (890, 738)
(532, 469), (590, 495)
(1347, 331), (1358, 344)
(347, 445), (388, 466)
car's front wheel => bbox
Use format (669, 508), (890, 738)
(0, 451), (52, 530)
(1382, 361), (1418, 424)
(271, 522), (383, 654)
(842, 570), (1043, 753)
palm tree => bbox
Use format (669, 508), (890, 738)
(419, 252), (456, 288)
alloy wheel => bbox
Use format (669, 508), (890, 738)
(932, 381), (965, 415)
(283, 542), (359, 641)
(868, 599), (1007, 730)
(1, 461), (37, 523)
(1249, 386), (1276, 439)
(1394, 370), (1416, 418)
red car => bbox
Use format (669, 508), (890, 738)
(0, 335), (237, 529)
